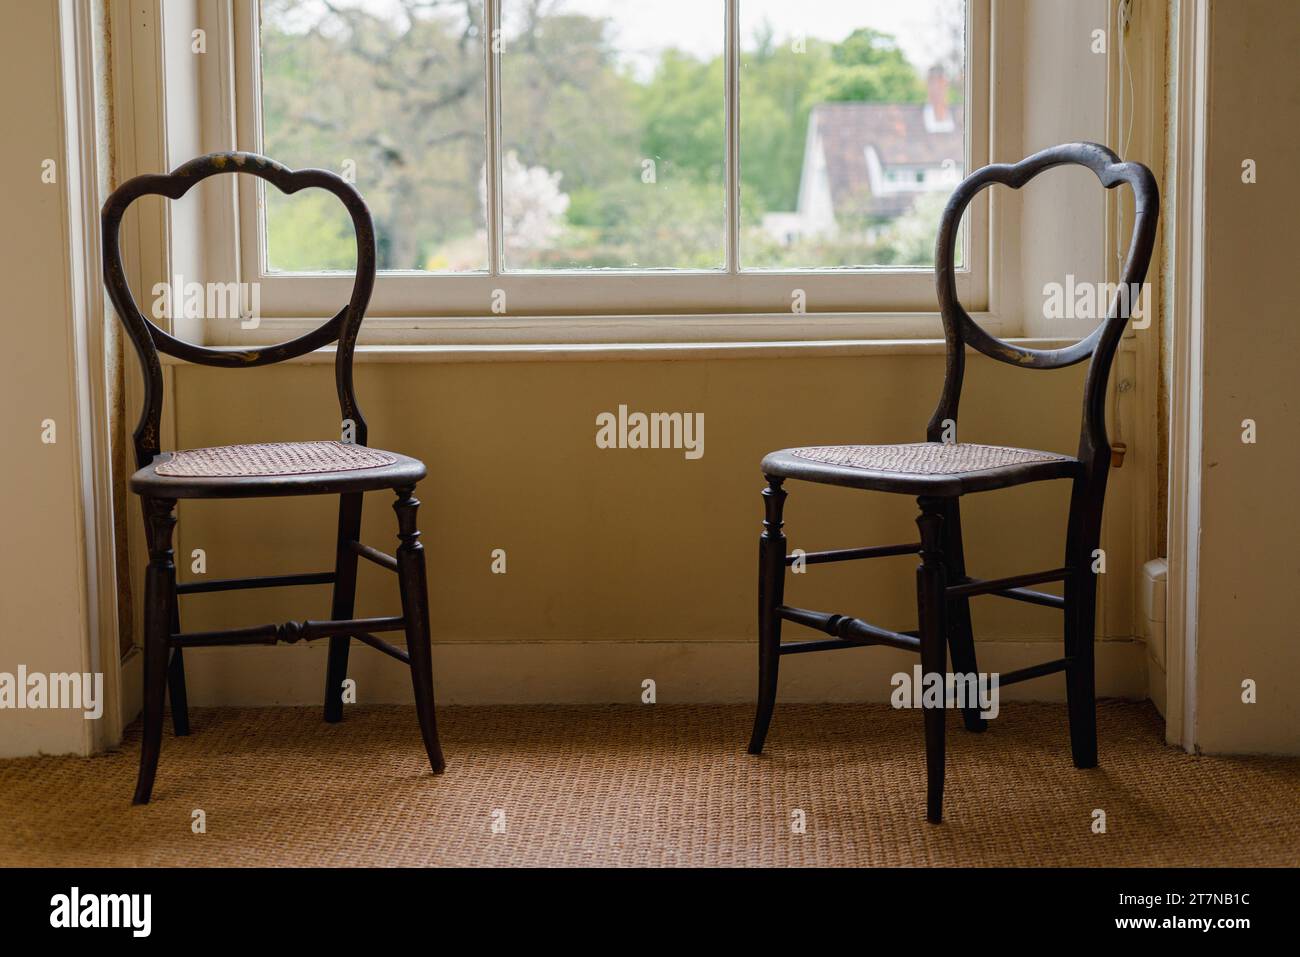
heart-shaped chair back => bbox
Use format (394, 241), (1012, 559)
(927, 142), (1159, 473)
(102, 152), (377, 467)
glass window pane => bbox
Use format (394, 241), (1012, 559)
(498, 0), (725, 270)
(740, 0), (966, 269)
(259, 0), (489, 272)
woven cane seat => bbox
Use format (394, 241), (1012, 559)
(762, 442), (1080, 496)
(155, 441), (396, 477)
(132, 441), (426, 500)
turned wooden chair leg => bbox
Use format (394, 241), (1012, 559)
(167, 588), (189, 736)
(748, 478), (788, 755)
(940, 499), (986, 733)
(916, 498), (949, 824)
(134, 497), (177, 805)
(394, 488), (445, 774)
(324, 492), (363, 723)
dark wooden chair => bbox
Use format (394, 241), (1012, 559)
(746, 143), (1158, 823)
(102, 152), (445, 804)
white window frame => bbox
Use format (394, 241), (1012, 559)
(116, 0), (1086, 348)
(180, 0), (1009, 346)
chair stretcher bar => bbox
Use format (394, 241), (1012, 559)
(998, 657), (1071, 686)
(176, 570), (335, 595)
(170, 615), (406, 648)
(989, 585), (1066, 609)
(784, 542), (921, 567)
(347, 540), (399, 572)
(778, 605), (922, 653)
(352, 631), (410, 664)
(946, 567), (1070, 599)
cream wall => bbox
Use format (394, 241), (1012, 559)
(0, 2), (99, 756)
(165, 348), (1146, 705)
(1191, 0), (1300, 754)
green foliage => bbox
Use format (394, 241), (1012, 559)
(813, 61), (925, 104)
(815, 27), (926, 103)
(637, 51), (726, 188)
(264, 190), (356, 272)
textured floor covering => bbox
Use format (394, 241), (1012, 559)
(1, 701), (1296, 867)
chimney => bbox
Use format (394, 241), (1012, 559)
(927, 66), (950, 125)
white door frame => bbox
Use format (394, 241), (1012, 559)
(57, 0), (125, 752)
(1163, 0), (1210, 753)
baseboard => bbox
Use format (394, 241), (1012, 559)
(175, 637), (1149, 707)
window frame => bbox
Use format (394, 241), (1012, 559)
(210, 0), (998, 339)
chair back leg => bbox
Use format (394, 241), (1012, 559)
(1064, 478), (1103, 768)
(394, 489), (445, 774)
(324, 492), (363, 723)
(747, 478), (787, 755)
(167, 588), (189, 736)
(940, 499), (986, 733)
(916, 498), (949, 824)
(134, 497), (177, 805)
(167, 649), (189, 736)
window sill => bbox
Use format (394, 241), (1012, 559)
(203, 310), (1019, 360)
(175, 311), (1144, 364)
(166, 334), (1099, 365)
(342, 337), (1078, 364)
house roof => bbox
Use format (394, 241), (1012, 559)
(809, 102), (965, 219)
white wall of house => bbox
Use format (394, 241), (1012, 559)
(780, 120), (836, 241)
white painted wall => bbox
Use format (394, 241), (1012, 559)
(0, 2), (101, 757)
(1190, 0), (1300, 754)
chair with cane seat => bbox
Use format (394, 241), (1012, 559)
(102, 151), (445, 803)
(745, 143), (1159, 823)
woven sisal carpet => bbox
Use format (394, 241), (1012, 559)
(1, 701), (1296, 867)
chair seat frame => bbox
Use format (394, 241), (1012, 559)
(746, 143), (1159, 823)
(102, 152), (445, 804)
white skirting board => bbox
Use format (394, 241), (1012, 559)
(148, 637), (1148, 709)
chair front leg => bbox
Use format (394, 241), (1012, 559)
(748, 477), (788, 755)
(134, 496), (177, 805)
(324, 492), (363, 723)
(394, 488), (445, 774)
(916, 498), (949, 824)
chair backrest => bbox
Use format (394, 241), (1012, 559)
(102, 151), (377, 469)
(928, 142), (1159, 477)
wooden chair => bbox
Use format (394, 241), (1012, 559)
(102, 152), (445, 804)
(746, 143), (1158, 823)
